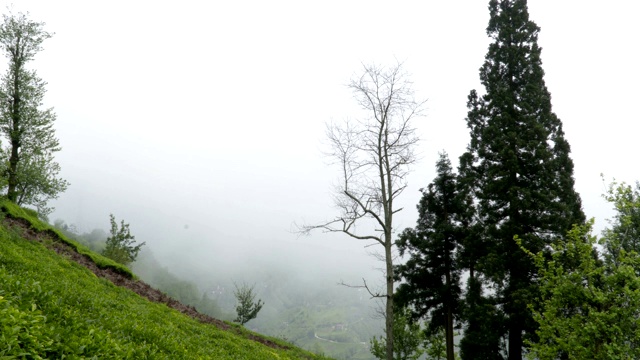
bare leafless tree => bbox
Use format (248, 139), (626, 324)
(300, 62), (425, 360)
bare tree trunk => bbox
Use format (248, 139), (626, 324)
(298, 62), (425, 360)
(385, 233), (394, 360)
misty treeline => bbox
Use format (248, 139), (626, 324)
(307, 1), (640, 360)
(0, 11), (67, 218)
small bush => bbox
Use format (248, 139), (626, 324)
(0, 293), (53, 358)
(234, 282), (264, 326)
(102, 214), (145, 266)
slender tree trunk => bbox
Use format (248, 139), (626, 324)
(385, 232), (394, 360)
(446, 304), (454, 360)
(444, 210), (455, 360)
(445, 274), (455, 360)
(508, 322), (523, 360)
(7, 62), (21, 203)
(7, 141), (19, 202)
(309, 63), (422, 360)
(380, 101), (394, 360)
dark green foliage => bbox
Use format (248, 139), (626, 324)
(234, 282), (264, 326)
(395, 153), (466, 360)
(102, 214), (145, 266)
(459, 1), (585, 358)
(459, 276), (504, 360)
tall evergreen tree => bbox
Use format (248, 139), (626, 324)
(395, 153), (466, 360)
(459, 1), (585, 359)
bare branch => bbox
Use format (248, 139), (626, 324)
(296, 218), (384, 245)
(339, 278), (385, 299)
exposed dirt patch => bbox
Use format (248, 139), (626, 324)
(2, 215), (287, 350)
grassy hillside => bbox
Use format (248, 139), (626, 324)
(0, 199), (326, 359)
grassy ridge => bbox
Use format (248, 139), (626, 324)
(0, 201), (325, 359)
(0, 200), (135, 279)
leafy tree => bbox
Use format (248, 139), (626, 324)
(300, 62), (426, 360)
(371, 308), (458, 360)
(424, 329), (449, 360)
(601, 178), (640, 265)
(233, 282), (264, 326)
(395, 153), (465, 360)
(102, 214), (145, 266)
(371, 307), (425, 360)
(522, 219), (640, 359)
(459, 1), (585, 358)
(0, 11), (67, 216)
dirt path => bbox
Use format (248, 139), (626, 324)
(314, 333), (338, 343)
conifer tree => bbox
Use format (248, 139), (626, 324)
(395, 153), (466, 360)
(459, 1), (585, 358)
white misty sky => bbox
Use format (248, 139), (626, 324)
(1, 1), (638, 281)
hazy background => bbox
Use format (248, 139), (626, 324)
(2, 0), (638, 314)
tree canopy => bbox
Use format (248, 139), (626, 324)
(0, 11), (67, 216)
(233, 282), (264, 326)
(395, 153), (466, 360)
(458, 0), (585, 358)
(524, 216), (640, 358)
(102, 214), (145, 266)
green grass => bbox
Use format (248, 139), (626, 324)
(0, 198), (134, 279)
(0, 201), (327, 359)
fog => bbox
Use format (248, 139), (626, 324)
(5, 0), (640, 352)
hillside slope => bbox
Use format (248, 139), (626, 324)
(0, 200), (325, 359)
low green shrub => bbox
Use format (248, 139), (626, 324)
(0, 292), (53, 359)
